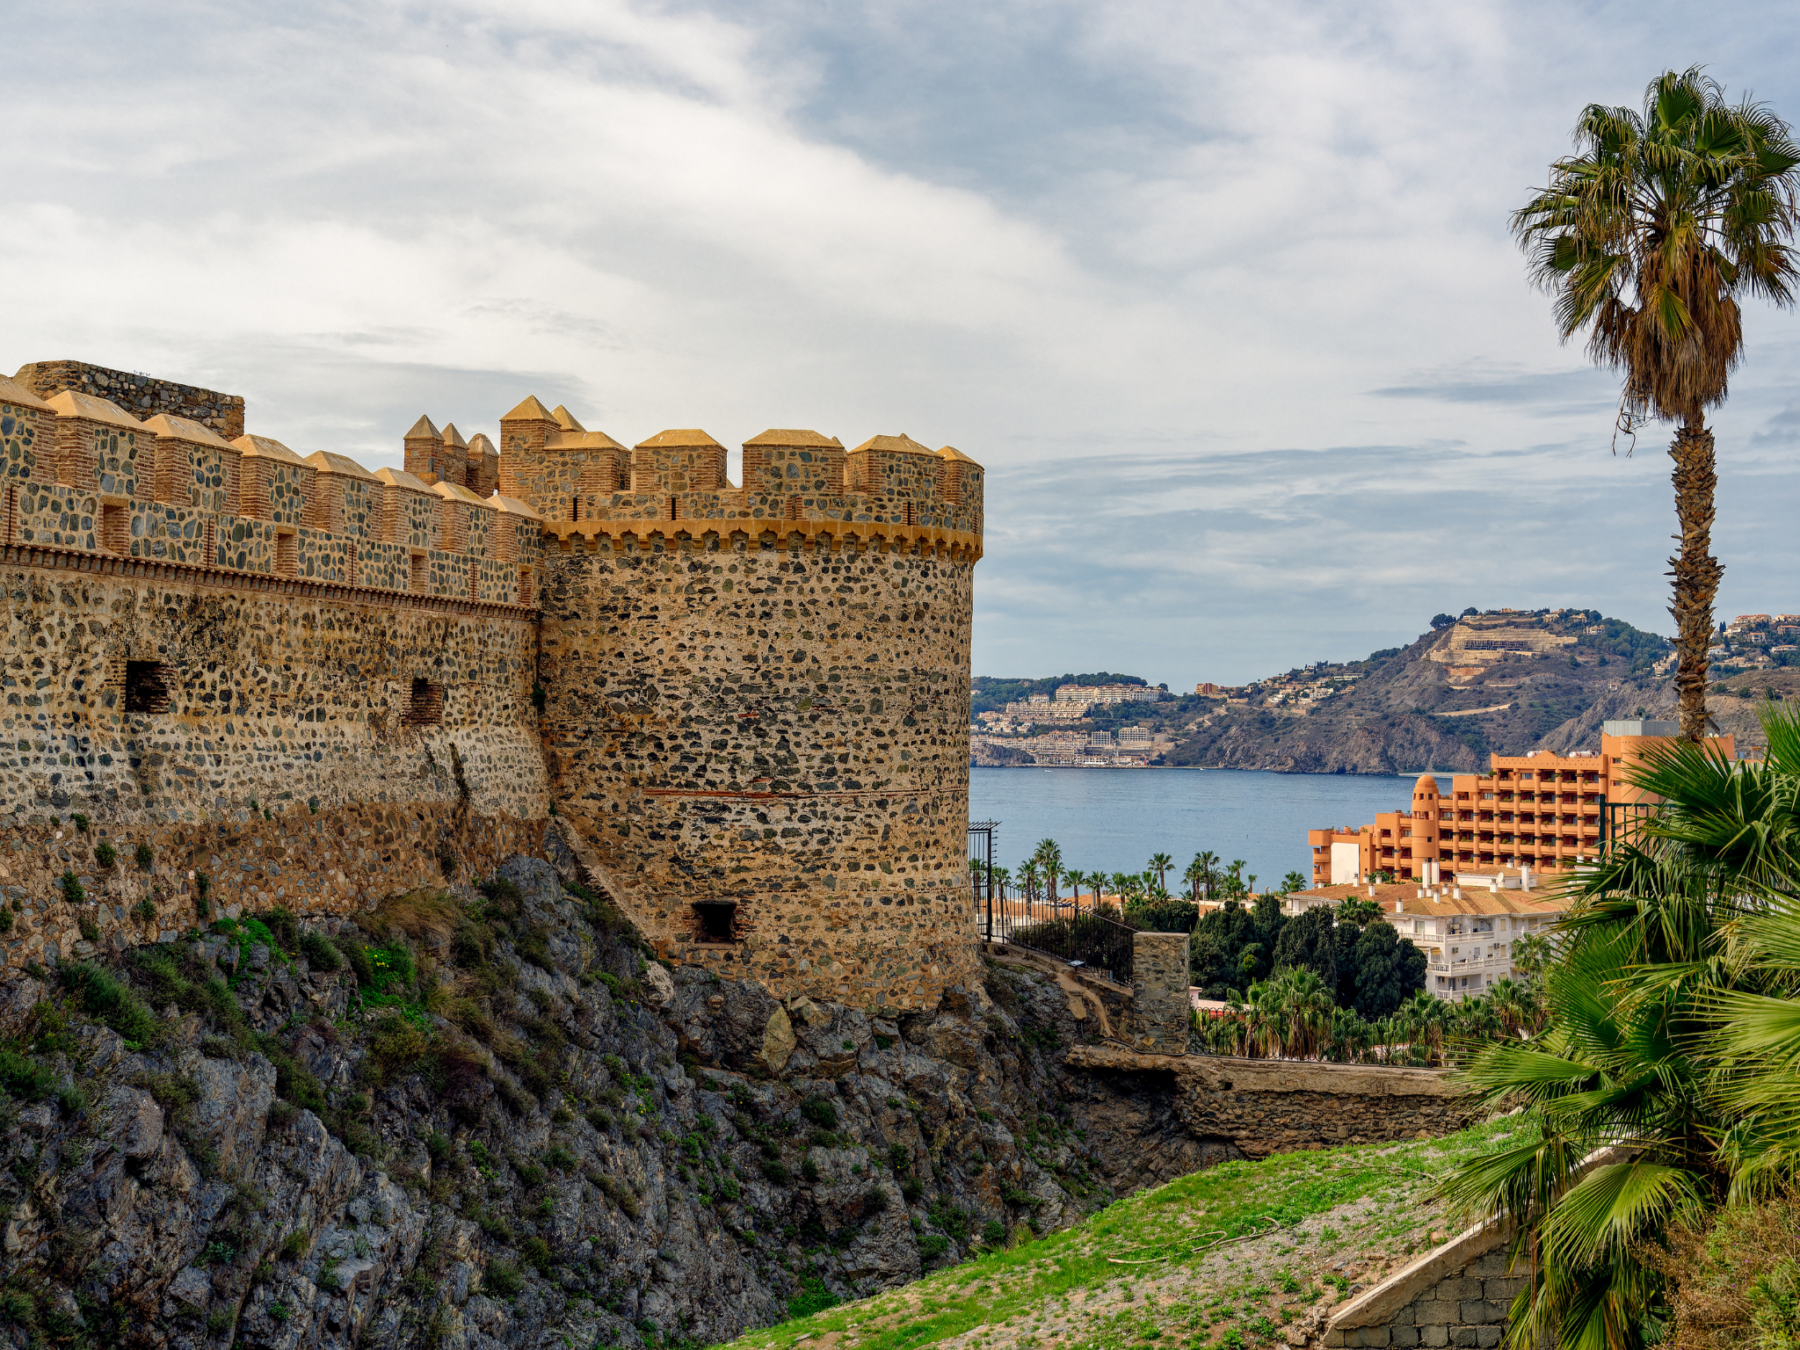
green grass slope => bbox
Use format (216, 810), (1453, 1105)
(714, 1118), (1523, 1350)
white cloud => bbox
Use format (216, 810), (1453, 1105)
(2, 0), (1798, 682)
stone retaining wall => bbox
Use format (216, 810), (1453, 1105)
(1064, 1046), (1473, 1157)
(0, 801), (545, 967)
(1322, 1219), (1522, 1348)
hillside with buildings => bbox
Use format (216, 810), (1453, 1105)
(974, 610), (1696, 773)
(1166, 609), (1675, 772)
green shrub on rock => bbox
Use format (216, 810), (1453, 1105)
(483, 1261), (523, 1297)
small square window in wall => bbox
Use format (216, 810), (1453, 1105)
(404, 677), (444, 727)
(101, 502), (128, 554)
(410, 551), (427, 593)
(693, 901), (738, 943)
(276, 531), (298, 578)
(517, 566), (534, 607)
(124, 661), (172, 714)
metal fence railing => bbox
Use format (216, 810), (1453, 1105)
(986, 887), (1140, 984)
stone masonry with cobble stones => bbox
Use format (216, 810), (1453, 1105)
(1, 361), (984, 1010)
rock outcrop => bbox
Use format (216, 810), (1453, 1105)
(0, 854), (1223, 1349)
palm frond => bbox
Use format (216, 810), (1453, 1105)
(1540, 1160), (1704, 1268)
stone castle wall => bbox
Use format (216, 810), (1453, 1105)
(14, 360), (246, 441)
(2, 372), (545, 606)
(538, 527), (979, 1011)
(1, 552), (547, 827)
(0, 360), (987, 1015)
(0, 804), (543, 968)
(1129, 932), (1193, 1052)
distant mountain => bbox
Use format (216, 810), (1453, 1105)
(1163, 609), (1671, 773)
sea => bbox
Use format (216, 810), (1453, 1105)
(968, 766), (1453, 889)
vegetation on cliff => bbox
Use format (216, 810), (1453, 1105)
(0, 854), (1211, 1349)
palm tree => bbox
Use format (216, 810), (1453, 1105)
(1191, 850), (1219, 902)
(1442, 707), (1800, 1348)
(1512, 68), (1800, 740)
(1033, 838), (1063, 903)
(1018, 860), (1041, 905)
(1281, 870), (1307, 895)
(1183, 856), (1205, 903)
(1060, 867), (1083, 910)
(1148, 852), (1174, 894)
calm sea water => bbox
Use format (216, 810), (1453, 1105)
(968, 767), (1452, 888)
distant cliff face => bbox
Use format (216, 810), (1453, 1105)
(1165, 619), (1671, 774)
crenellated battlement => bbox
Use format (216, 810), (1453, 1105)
(1, 356), (984, 1012)
(496, 397), (985, 543)
(2, 372), (543, 606)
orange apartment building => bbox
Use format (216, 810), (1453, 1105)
(1306, 720), (1736, 887)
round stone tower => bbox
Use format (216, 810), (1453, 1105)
(499, 402), (984, 1011)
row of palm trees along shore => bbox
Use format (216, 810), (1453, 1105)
(972, 837), (1549, 1069)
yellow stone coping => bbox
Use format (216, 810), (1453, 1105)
(233, 434), (308, 465)
(0, 375), (53, 411)
(303, 450), (381, 482)
(432, 480), (496, 510)
(551, 405), (585, 432)
(46, 390), (142, 430)
(403, 414), (441, 441)
(373, 467), (435, 494)
(488, 493), (542, 520)
(635, 429), (723, 450)
(744, 429), (843, 448)
(467, 432), (497, 454)
(547, 429), (627, 452)
(851, 432), (935, 456)
(543, 516), (981, 558)
(501, 394), (557, 423)
(144, 413), (235, 449)
(937, 444), (978, 464)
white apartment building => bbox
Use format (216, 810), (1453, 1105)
(1054, 683), (1162, 706)
(1285, 876), (1566, 1001)
(1002, 692), (1089, 720)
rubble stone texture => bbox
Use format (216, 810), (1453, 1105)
(1064, 1045), (1475, 1156)
(1, 362), (985, 1010)
(1129, 932), (1192, 1051)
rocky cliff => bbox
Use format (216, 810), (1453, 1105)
(0, 853), (1220, 1350)
(1165, 614), (1670, 773)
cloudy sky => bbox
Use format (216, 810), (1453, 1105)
(6, 0), (1800, 684)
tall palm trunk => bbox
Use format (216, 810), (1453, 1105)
(1669, 416), (1724, 742)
